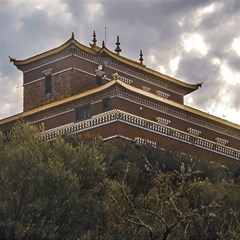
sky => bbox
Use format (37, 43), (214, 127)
(0, 0), (240, 124)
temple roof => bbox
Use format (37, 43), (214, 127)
(0, 78), (240, 131)
(10, 33), (201, 94)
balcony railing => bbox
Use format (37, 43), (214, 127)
(43, 110), (240, 161)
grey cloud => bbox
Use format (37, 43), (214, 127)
(227, 56), (240, 71)
(229, 86), (240, 111)
(178, 55), (223, 109)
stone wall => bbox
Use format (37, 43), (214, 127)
(24, 69), (96, 111)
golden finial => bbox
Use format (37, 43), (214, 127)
(90, 30), (97, 48)
(112, 72), (119, 80)
(114, 35), (122, 55)
(102, 40), (105, 48)
(139, 50), (144, 65)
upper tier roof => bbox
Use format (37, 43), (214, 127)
(10, 33), (201, 95)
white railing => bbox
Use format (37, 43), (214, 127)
(134, 137), (157, 148)
(44, 110), (118, 140)
(43, 110), (240, 160)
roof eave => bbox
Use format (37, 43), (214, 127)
(116, 80), (240, 130)
(10, 37), (97, 68)
(0, 80), (118, 125)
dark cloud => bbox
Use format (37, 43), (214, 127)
(227, 56), (240, 71)
(178, 54), (222, 107)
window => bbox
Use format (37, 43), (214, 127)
(96, 75), (102, 86)
(215, 137), (228, 146)
(102, 98), (110, 112)
(142, 86), (151, 92)
(75, 104), (91, 122)
(155, 90), (170, 99)
(45, 74), (52, 95)
(187, 128), (201, 136)
(95, 65), (105, 86)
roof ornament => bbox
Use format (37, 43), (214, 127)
(114, 35), (122, 55)
(105, 27), (107, 46)
(197, 82), (203, 88)
(8, 56), (16, 63)
(112, 72), (119, 80)
(71, 32), (75, 39)
(139, 50), (144, 65)
(102, 40), (105, 48)
(90, 30), (97, 48)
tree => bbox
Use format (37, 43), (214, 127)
(106, 163), (205, 240)
(104, 141), (240, 240)
(0, 122), (106, 239)
(1, 122), (240, 239)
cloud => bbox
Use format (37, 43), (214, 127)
(169, 56), (181, 73)
(232, 37), (240, 55)
(0, 73), (22, 118)
(182, 33), (209, 56)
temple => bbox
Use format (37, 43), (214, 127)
(1, 32), (240, 165)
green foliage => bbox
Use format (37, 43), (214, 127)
(1, 122), (240, 239)
(0, 123), (106, 239)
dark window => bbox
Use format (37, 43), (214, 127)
(45, 74), (52, 95)
(102, 98), (110, 112)
(75, 104), (91, 122)
(96, 75), (102, 86)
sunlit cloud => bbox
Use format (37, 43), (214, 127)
(147, 54), (157, 65)
(232, 37), (240, 56)
(158, 65), (167, 74)
(40, 1), (73, 23)
(192, 3), (216, 26)
(87, 3), (104, 22)
(220, 62), (240, 85)
(177, 19), (184, 27)
(206, 93), (240, 124)
(185, 96), (194, 105)
(188, 86), (240, 124)
(182, 33), (209, 56)
(0, 75), (22, 119)
(199, 3), (215, 14)
(34, 5), (42, 10)
(212, 58), (221, 65)
(178, 3), (215, 28)
(169, 56), (181, 73)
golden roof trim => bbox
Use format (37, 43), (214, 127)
(1, 79), (240, 131)
(12, 37), (97, 66)
(98, 47), (200, 92)
(118, 80), (240, 130)
(12, 35), (200, 92)
(0, 80), (116, 125)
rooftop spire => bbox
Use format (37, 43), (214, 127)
(71, 32), (75, 39)
(8, 56), (16, 63)
(114, 35), (122, 55)
(90, 30), (97, 48)
(102, 40), (105, 48)
(139, 50), (144, 65)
